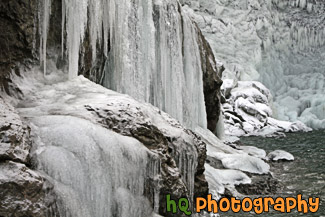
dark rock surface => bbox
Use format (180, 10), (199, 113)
(236, 173), (279, 195)
(195, 23), (224, 134)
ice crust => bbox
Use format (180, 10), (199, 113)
(182, 0), (325, 130)
(7, 69), (208, 216)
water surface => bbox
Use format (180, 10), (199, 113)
(228, 130), (324, 216)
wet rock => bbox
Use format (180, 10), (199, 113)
(236, 173), (279, 195)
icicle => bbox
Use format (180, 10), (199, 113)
(40, 0), (51, 76)
(61, 0), (65, 57)
(64, 0), (89, 79)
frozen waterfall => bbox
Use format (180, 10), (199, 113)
(32, 116), (159, 217)
(40, 0), (208, 130)
(10, 70), (165, 217)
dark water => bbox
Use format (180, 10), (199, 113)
(236, 130), (325, 217)
(237, 130), (325, 217)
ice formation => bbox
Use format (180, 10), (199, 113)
(40, 0), (207, 130)
(6, 67), (210, 216)
(32, 116), (157, 217)
(182, 0), (325, 130)
(8, 70), (160, 216)
(267, 150), (295, 161)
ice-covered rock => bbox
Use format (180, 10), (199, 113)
(6, 69), (209, 216)
(267, 150), (295, 162)
(196, 127), (270, 174)
(217, 153), (270, 175)
(196, 127), (273, 199)
(0, 96), (59, 216)
(221, 79), (311, 137)
(204, 164), (251, 195)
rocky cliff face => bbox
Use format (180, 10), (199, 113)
(195, 24), (224, 132)
(0, 0), (37, 95)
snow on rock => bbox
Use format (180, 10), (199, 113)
(196, 127), (271, 200)
(205, 164), (251, 195)
(196, 127), (269, 176)
(237, 146), (267, 159)
(267, 150), (295, 162)
(221, 79), (311, 137)
(205, 164), (251, 186)
(217, 153), (270, 175)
